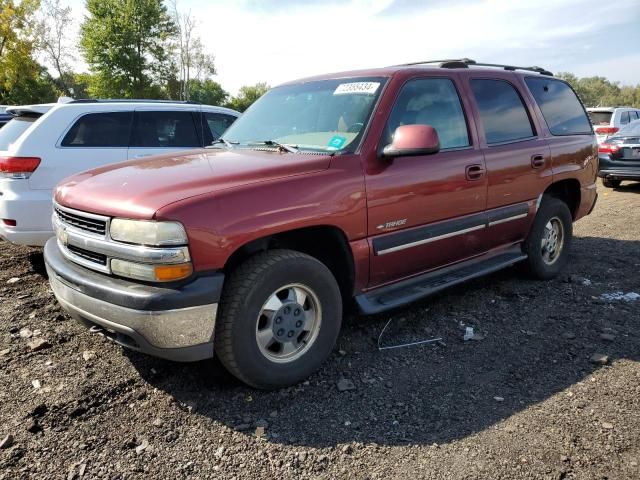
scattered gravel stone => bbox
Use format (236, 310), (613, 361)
(337, 378), (356, 392)
(135, 439), (149, 455)
(255, 426), (266, 438)
(27, 338), (51, 352)
(0, 434), (14, 449)
(82, 350), (96, 362)
(562, 332), (576, 340)
(590, 353), (609, 365)
(0, 348), (10, 356)
(6, 277), (20, 284)
(602, 422), (614, 430)
(494, 396), (505, 402)
(600, 333), (615, 342)
(19, 328), (33, 339)
(152, 418), (164, 427)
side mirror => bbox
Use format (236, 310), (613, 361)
(382, 124), (440, 158)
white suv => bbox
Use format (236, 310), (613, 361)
(0, 100), (240, 246)
(587, 107), (640, 144)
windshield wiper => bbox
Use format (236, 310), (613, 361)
(207, 137), (239, 149)
(247, 140), (299, 153)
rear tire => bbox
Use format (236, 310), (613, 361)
(214, 249), (342, 389)
(602, 178), (621, 188)
(523, 196), (573, 280)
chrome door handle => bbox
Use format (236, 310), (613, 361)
(531, 154), (545, 169)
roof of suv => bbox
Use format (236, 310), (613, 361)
(6, 100), (239, 118)
(281, 58), (555, 86)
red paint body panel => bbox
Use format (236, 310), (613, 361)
(54, 65), (598, 296)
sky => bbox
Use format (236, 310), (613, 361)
(65, 0), (640, 95)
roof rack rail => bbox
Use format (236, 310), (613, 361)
(395, 58), (553, 76)
(68, 99), (199, 104)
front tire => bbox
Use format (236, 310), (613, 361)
(602, 178), (621, 188)
(214, 250), (342, 389)
(523, 196), (573, 280)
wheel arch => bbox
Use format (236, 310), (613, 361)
(544, 179), (581, 219)
(223, 225), (356, 303)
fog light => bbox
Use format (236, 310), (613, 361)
(111, 259), (193, 282)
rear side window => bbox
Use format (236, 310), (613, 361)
(620, 111), (631, 125)
(131, 111), (200, 148)
(0, 116), (38, 150)
(62, 112), (132, 147)
(631, 111), (639, 121)
(471, 79), (534, 144)
(203, 112), (237, 145)
(385, 78), (470, 149)
(525, 78), (592, 135)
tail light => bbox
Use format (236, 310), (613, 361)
(598, 144), (620, 155)
(595, 127), (619, 135)
(0, 156), (41, 179)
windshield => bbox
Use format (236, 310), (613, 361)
(613, 119), (640, 138)
(222, 77), (387, 153)
(588, 111), (612, 126)
(0, 116), (38, 151)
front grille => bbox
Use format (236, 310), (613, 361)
(55, 207), (107, 235)
(66, 244), (107, 266)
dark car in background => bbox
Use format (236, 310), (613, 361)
(0, 107), (12, 129)
(598, 119), (640, 188)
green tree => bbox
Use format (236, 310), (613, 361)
(226, 82), (270, 112)
(0, 0), (58, 104)
(188, 79), (228, 106)
(80, 0), (177, 98)
(557, 72), (640, 108)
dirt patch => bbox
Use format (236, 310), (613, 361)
(1, 181), (639, 479)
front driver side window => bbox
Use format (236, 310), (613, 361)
(384, 78), (470, 150)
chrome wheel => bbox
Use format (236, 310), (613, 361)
(255, 283), (321, 363)
(541, 216), (564, 265)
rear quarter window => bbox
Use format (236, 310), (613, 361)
(62, 112), (133, 147)
(525, 77), (592, 135)
(0, 116), (38, 151)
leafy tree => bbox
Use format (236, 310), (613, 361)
(0, 0), (58, 104)
(226, 82), (270, 112)
(168, 0), (216, 101)
(80, 0), (177, 98)
(36, 0), (75, 95)
(557, 72), (640, 108)
(188, 79), (228, 106)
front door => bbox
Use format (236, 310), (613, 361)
(365, 76), (488, 287)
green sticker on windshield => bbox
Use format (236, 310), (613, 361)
(328, 135), (347, 150)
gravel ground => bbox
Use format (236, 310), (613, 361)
(1, 180), (639, 480)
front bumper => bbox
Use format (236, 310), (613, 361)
(44, 238), (224, 362)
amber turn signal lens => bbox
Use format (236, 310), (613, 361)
(154, 263), (193, 282)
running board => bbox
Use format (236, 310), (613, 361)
(356, 246), (527, 314)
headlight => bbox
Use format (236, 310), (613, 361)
(110, 219), (188, 246)
(111, 259), (193, 282)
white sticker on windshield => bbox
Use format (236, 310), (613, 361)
(333, 82), (380, 95)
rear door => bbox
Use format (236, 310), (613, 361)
(127, 109), (202, 160)
(30, 110), (133, 190)
(466, 76), (552, 252)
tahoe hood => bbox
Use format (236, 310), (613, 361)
(55, 148), (332, 219)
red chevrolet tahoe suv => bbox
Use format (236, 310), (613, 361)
(44, 59), (598, 389)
